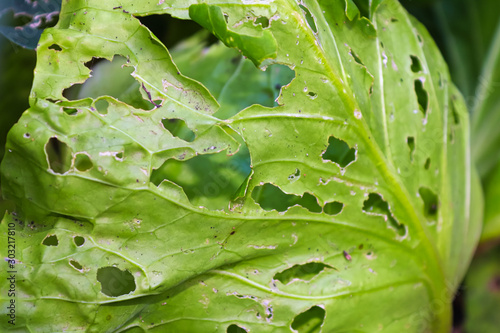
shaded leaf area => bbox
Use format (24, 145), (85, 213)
(465, 246), (500, 333)
(0, 0), (61, 49)
(0, 0), (482, 332)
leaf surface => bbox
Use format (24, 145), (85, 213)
(0, 0), (481, 332)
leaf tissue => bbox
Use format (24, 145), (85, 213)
(0, 0), (483, 332)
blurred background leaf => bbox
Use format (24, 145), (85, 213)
(464, 246), (500, 333)
(0, 0), (60, 49)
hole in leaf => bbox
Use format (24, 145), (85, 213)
(410, 55), (423, 73)
(350, 49), (364, 66)
(227, 324), (248, 333)
(48, 43), (62, 51)
(171, 36), (295, 120)
(96, 266), (136, 297)
(288, 168), (301, 182)
(307, 91), (317, 99)
(424, 158), (431, 170)
(450, 100), (460, 125)
(299, 5), (318, 33)
(324, 201), (343, 215)
(74, 236), (85, 247)
(94, 99), (109, 114)
(363, 193), (406, 236)
(45, 137), (72, 174)
(84, 57), (107, 70)
(407, 136), (415, 162)
(254, 16), (269, 28)
(151, 147), (251, 210)
(69, 259), (83, 270)
(322, 136), (356, 168)
(252, 183), (322, 213)
(161, 118), (195, 142)
(291, 306), (325, 333)
(274, 262), (332, 285)
(42, 234), (58, 246)
(414, 79), (428, 116)
(74, 153), (93, 172)
(62, 107), (78, 115)
(418, 187), (438, 218)
(63, 55), (155, 110)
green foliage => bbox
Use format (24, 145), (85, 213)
(465, 247), (500, 332)
(0, 0), (491, 332)
(0, 0), (61, 49)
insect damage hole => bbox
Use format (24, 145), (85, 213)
(254, 16), (270, 28)
(48, 44), (62, 51)
(323, 201), (343, 215)
(418, 187), (438, 218)
(63, 107), (79, 115)
(307, 91), (318, 99)
(151, 147), (251, 210)
(424, 158), (431, 170)
(350, 48), (365, 66)
(227, 324), (248, 333)
(45, 137), (73, 174)
(74, 153), (93, 172)
(96, 266), (136, 297)
(161, 118), (195, 142)
(274, 262), (333, 285)
(322, 136), (356, 168)
(299, 4), (318, 33)
(363, 193), (406, 236)
(450, 100), (460, 125)
(291, 306), (325, 333)
(410, 55), (423, 73)
(63, 55), (156, 111)
(94, 99), (109, 115)
(252, 183), (322, 213)
(407, 136), (415, 162)
(69, 259), (83, 271)
(73, 236), (85, 247)
(414, 79), (429, 116)
(42, 234), (59, 246)
(288, 168), (301, 182)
